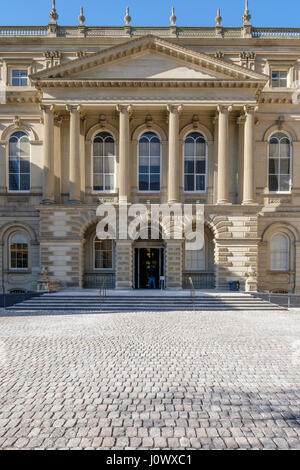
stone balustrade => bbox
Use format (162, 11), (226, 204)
(1, 25), (300, 39)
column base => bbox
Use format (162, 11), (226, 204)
(216, 201), (232, 205)
(167, 199), (180, 204)
(68, 200), (81, 205)
(42, 199), (55, 205)
(241, 201), (258, 206)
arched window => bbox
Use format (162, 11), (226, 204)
(93, 132), (115, 192)
(94, 238), (113, 269)
(184, 132), (207, 192)
(269, 132), (291, 193)
(139, 132), (161, 192)
(9, 131), (30, 191)
(9, 233), (29, 270)
(270, 233), (290, 271)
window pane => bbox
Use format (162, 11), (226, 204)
(150, 141), (160, 156)
(9, 158), (19, 174)
(271, 234), (289, 271)
(93, 157), (103, 173)
(19, 138), (29, 156)
(269, 158), (278, 174)
(9, 174), (19, 191)
(150, 174), (160, 191)
(9, 138), (18, 156)
(104, 156), (114, 173)
(196, 159), (206, 174)
(139, 157), (149, 173)
(196, 175), (205, 191)
(104, 140), (114, 157)
(269, 142), (279, 157)
(100, 240), (112, 251)
(184, 175), (194, 192)
(20, 174), (30, 191)
(93, 174), (103, 191)
(280, 158), (290, 175)
(104, 175), (114, 191)
(20, 158), (30, 173)
(280, 175), (290, 192)
(139, 174), (149, 191)
(93, 140), (103, 156)
(102, 251), (112, 269)
(269, 175), (278, 192)
(184, 159), (194, 174)
(280, 142), (290, 158)
(196, 141), (206, 157)
(150, 157), (160, 174)
(184, 141), (194, 157)
(139, 141), (148, 156)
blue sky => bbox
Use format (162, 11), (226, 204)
(1, 0), (299, 28)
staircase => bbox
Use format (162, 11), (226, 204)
(5, 293), (285, 313)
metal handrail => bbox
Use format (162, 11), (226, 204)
(99, 278), (107, 312)
(188, 276), (196, 312)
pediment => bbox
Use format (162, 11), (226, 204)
(70, 51), (228, 80)
(31, 35), (268, 85)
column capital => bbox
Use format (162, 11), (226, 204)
(237, 114), (246, 125)
(116, 104), (132, 114)
(54, 113), (63, 127)
(66, 104), (81, 113)
(40, 104), (55, 113)
(243, 104), (258, 114)
(217, 104), (233, 114)
(167, 104), (183, 114)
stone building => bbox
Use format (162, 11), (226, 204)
(1, 1), (300, 293)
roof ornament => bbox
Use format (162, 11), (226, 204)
(215, 8), (222, 27)
(49, 0), (59, 24)
(242, 0), (252, 38)
(242, 0), (252, 25)
(170, 7), (176, 26)
(215, 8), (223, 36)
(78, 6), (86, 26)
(124, 7), (131, 26)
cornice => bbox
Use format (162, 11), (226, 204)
(34, 78), (264, 89)
(30, 34), (268, 83)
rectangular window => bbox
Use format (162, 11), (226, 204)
(10, 243), (28, 269)
(185, 249), (205, 271)
(12, 69), (28, 86)
(271, 70), (288, 88)
(94, 240), (113, 269)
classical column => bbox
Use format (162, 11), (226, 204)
(168, 105), (181, 204)
(243, 105), (256, 205)
(117, 105), (130, 204)
(41, 104), (55, 203)
(217, 105), (231, 204)
(66, 105), (81, 203)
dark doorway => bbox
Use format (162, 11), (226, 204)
(134, 247), (164, 289)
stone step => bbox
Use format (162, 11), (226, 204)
(6, 293), (284, 312)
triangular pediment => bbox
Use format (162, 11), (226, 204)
(31, 35), (268, 84)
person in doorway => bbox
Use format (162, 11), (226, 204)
(148, 265), (156, 289)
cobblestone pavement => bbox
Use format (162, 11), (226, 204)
(1, 309), (300, 450)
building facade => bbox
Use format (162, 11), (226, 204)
(1, 2), (300, 293)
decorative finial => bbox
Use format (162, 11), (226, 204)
(170, 7), (176, 26)
(78, 6), (85, 26)
(215, 8), (222, 27)
(124, 7), (131, 26)
(49, 0), (59, 24)
(242, 0), (251, 25)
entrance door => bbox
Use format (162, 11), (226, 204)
(134, 247), (164, 289)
